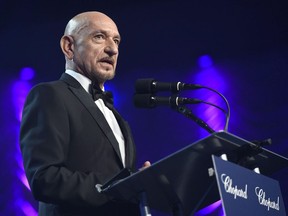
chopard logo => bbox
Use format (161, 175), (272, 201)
(255, 187), (280, 211)
(221, 174), (248, 199)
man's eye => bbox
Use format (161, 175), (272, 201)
(114, 39), (120, 45)
(95, 34), (104, 40)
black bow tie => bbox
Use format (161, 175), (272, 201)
(89, 83), (114, 107)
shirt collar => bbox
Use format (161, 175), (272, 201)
(65, 70), (105, 92)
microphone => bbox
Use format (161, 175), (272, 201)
(134, 94), (202, 108)
(135, 78), (202, 93)
(134, 78), (231, 132)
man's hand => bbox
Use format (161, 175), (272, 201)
(139, 161), (151, 171)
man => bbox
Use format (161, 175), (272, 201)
(20, 11), (149, 215)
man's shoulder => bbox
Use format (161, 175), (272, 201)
(32, 78), (67, 91)
(27, 78), (69, 100)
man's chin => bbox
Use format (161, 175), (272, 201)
(105, 69), (116, 80)
(93, 70), (116, 82)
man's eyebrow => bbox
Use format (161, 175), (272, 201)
(91, 30), (121, 39)
(115, 34), (121, 41)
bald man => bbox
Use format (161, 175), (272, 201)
(20, 11), (142, 216)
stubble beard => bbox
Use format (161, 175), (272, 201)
(92, 68), (116, 84)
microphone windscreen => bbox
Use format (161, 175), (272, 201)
(135, 78), (155, 93)
(133, 94), (154, 108)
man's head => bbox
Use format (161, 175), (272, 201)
(60, 11), (121, 88)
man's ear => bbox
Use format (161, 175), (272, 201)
(60, 35), (74, 60)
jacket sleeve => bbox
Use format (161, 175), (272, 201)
(20, 83), (110, 207)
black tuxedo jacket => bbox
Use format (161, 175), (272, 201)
(20, 73), (139, 215)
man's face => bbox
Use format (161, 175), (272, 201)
(73, 15), (121, 83)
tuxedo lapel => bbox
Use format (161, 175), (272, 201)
(59, 73), (123, 166)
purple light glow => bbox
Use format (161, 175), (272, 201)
(185, 55), (229, 215)
(16, 199), (38, 216)
(16, 170), (31, 190)
(104, 83), (120, 107)
(15, 141), (31, 190)
(7, 68), (36, 215)
(198, 55), (213, 69)
(20, 67), (35, 81)
(187, 55), (227, 138)
(11, 80), (32, 122)
(195, 200), (222, 215)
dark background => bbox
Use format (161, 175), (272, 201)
(1, 0), (288, 215)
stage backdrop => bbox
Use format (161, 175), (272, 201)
(1, 0), (287, 215)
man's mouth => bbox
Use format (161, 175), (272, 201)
(99, 57), (114, 67)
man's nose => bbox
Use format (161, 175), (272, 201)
(104, 39), (118, 56)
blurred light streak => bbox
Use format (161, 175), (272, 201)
(195, 200), (222, 215)
(10, 67), (36, 215)
(16, 170), (31, 190)
(187, 55), (227, 138)
(11, 81), (31, 122)
(186, 55), (229, 215)
(16, 199), (38, 216)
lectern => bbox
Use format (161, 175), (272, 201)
(100, 132), (288, 216)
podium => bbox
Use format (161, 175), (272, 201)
(100, 132), (288, 215)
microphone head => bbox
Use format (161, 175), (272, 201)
(135, 78), (155, 94)
(133, 94), (155, 108)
